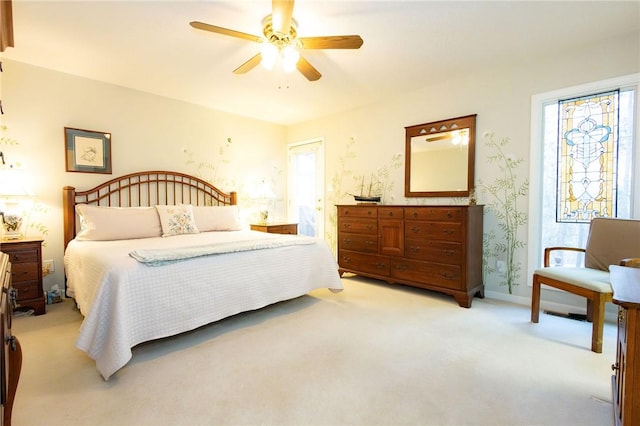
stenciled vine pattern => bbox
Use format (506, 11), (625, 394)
(478, 132), (529, 294)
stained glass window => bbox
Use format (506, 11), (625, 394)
(557, 90), (619, 223)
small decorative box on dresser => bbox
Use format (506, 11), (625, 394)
(0, 238), (45, 315)
(337, 204), (484, 307)
(250, 223), (298, 235)
(611, 265), (640, 426)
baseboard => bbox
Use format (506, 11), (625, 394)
(484, 290), (617, 323)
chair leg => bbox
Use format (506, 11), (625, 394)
(531, 275), (541, 323)
(591, 294), (606, 353)
(586, 299), (594, 322)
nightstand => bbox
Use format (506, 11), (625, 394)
(0, 238), (46, 315)
(250, 223), (298, 235)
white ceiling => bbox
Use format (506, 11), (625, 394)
(4, 1), (639, 125)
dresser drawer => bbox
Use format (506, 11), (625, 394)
(338, 233), (378, 253)
(404, 207), (462, 222)
(378, 207), (403, 219)
(267, 224), (297, 234)
(405, 221), (462, 242)
(338, 206), (378, 218)
(339, 218), (377, 235)
(5, 249), (38, 264)
(405, 239), (462, 265)
(339, 250), (390, 276)
(10, 262), (39, 283)
(13, 280), (40, 302)
(391, 258), (462, 290)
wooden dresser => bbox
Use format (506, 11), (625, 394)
(611, 265), (640, 426)
(1, 252), (21, 426)
(0, 238), (45, 315)
(337, 205), (484, 307)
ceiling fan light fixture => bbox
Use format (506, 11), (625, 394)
(281, 45), (300, 73)
(190, 0), (362, 81)
(261, 43), (278, 70)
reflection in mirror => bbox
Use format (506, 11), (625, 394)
(405, 114), (476, 197)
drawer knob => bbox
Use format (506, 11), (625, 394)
(375, 262), (386, 269)
(443, 228), (455, 235)
(410, 246), (420, 253)
(411, 226), (420, 233)
(365, 241), (374, 247)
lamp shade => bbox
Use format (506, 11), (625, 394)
(0, 167), (33, 198)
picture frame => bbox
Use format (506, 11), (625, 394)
(64, 127), (112, 174)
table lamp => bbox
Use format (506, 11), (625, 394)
(0, 158), (33, 240)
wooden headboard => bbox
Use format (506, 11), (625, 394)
(63, 170), (237, 249)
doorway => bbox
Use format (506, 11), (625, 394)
(287, 138), (325, 238)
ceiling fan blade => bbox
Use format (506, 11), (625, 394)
(233, 53), (263, 74)
(272, 0), (294, 35)
(297, 56), (321, 81)
(299, 35), (364, 49)
(190, 21), (262, 43)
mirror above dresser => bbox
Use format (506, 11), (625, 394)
(405, 114), (477, 197)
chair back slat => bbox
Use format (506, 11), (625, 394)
(585, 218), (640, 271)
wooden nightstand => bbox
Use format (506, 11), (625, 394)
(250, 223), (298, 235)
(0, 238), (46, 315)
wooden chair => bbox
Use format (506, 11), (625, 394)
(531, 218), (640, 353)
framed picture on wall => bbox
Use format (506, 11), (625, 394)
(64, 127), (112, 174)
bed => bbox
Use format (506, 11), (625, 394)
(62, 171), (343, 380)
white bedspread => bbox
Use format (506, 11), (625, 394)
(64, 230), (343, 380)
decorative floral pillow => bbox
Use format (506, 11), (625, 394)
(155, 204), (199, 237)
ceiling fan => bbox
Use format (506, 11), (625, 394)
(189, 0), (363, 81)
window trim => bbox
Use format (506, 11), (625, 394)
(528, 73), (640, 282)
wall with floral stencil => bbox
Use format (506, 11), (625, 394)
(2, 59), (287, 292)
(288, 32), (637, 309)
(1, 30), (636, 312)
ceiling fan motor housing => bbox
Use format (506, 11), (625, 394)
(262, 15), (299, 49)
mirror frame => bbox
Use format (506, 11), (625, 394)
(404, 114), (477, 198)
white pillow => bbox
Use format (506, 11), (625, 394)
(155, 204), (200, 237)
(75, 205), (162, 241)
(192, 205), (244, 231)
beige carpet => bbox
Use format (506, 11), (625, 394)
(11, 276), (616, 426)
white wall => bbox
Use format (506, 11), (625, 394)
(287, 32), (640, 309)
(1, 60), (287, 291)
(1, 31), (638, 311)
